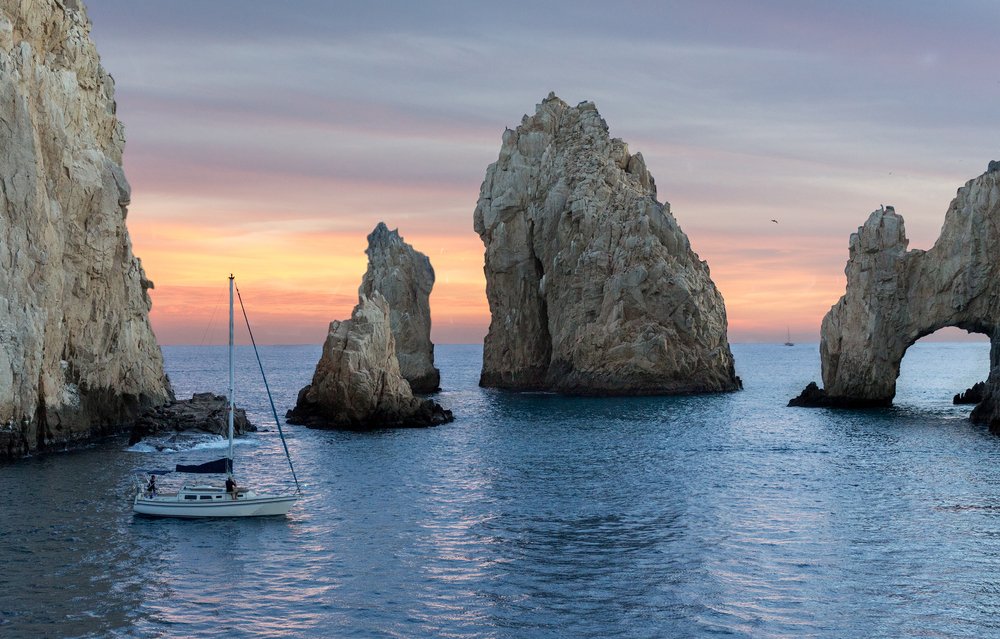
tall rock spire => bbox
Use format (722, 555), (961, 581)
(359, 223), (440, 392)
(474, 94), (739, 395)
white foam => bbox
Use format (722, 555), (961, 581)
(126, 433), (257, 453)
(126, 442), (157, 453)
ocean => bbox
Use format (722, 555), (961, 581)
(1, 342), (998, 638)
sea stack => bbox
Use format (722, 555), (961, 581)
(359, 223), (440, 392)
(474, 93), (739, 395)
(0, 0), (172, 459)
(789, 163), (1000, 433)
(286, 293), (452, 429)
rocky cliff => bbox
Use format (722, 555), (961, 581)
(790, 163), (1000, 432)
(474, 93), (739, 395)
(286, 293), (452, 429)
(0, 0), (172, 459)
(358, 222), (440, 392)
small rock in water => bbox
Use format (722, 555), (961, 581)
(130, 393), (255, 445)
(954, 381), (986, 405)
(788, 382), (830, 407)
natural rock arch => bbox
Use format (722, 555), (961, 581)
(792, 163), (1000, 431)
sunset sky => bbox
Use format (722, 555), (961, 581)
(84, 1), (1000, 345)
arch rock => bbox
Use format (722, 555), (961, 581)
(791, 163), (1000, 432)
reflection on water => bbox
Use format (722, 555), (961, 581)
(1, 342), (1000, 638)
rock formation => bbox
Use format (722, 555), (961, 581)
(0, 0), (172, 459)
(954, 382), (986, 405)
(286, 293), (453, 429)
(358, 223), (440, 392)
(474, 93), (739, 394)
(790, 164), (1000, 433)
(129, 393), (254, 445)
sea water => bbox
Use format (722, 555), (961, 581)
(1, 342), (999, 638)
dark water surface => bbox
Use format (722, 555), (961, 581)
(2, 342), (999, 638)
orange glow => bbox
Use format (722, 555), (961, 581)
(132, 207), (490, 345)
(130, 154), (949, 347)
(135, 204), (849, 346)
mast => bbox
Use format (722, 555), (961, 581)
(228, 274), (235, 469)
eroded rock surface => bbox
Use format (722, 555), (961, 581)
(0, 0), (172, 459)
(286, 293), (453, 429)
(129, 393), (254, 445)
(791, 165), (1000, 433)
(358, 223), (440, 392)
(474, 93), (739, 395)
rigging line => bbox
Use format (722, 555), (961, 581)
(198, 291), (225, 347)
(235, 283), (302, 495)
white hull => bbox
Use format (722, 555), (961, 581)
(133, 488), (297, 518)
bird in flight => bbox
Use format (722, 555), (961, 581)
(770, 219), (778, 224)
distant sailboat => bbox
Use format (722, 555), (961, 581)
(784, 327), (794, 347)
(133, 275), (301, 518)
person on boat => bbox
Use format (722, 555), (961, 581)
(146, 475), (157, 498)
(226, 476), (238, 500)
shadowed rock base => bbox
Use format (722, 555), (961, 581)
(286, 385), (453, 430)
(788, 382), (891, 408)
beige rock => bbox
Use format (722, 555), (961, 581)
(474, 93), (739, 394)
(792, 163), (1000, 430)
(0, 0), (172, 459)
(358, 222), (440, 392)
(286, 293), (452, 429)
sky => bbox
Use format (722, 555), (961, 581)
(82, 0), (1000, 345)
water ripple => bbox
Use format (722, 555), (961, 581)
(1, 343), (999, 637)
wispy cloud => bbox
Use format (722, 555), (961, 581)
(83, 0), (1000, 344)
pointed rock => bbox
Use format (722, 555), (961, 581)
(286, 293), (453, 429)
(0, 0), (172, 459)
(359, 222), (441, 392)
(473, 94), (739, 395)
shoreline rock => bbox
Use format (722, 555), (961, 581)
(129, 393), (255, 445)
(474, 93), (739, 395)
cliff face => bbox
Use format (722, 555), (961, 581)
(474, 93), (739, 395)
(792, 164), (1000, 430)
(358, 223), (440, 392)
(286, 293), (452, 429)
(0, 0), (172, 458)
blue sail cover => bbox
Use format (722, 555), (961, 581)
(175, 458), (232, 474)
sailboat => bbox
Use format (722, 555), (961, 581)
(784, 327), (794, 347)
(133, 275), (301, 518)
